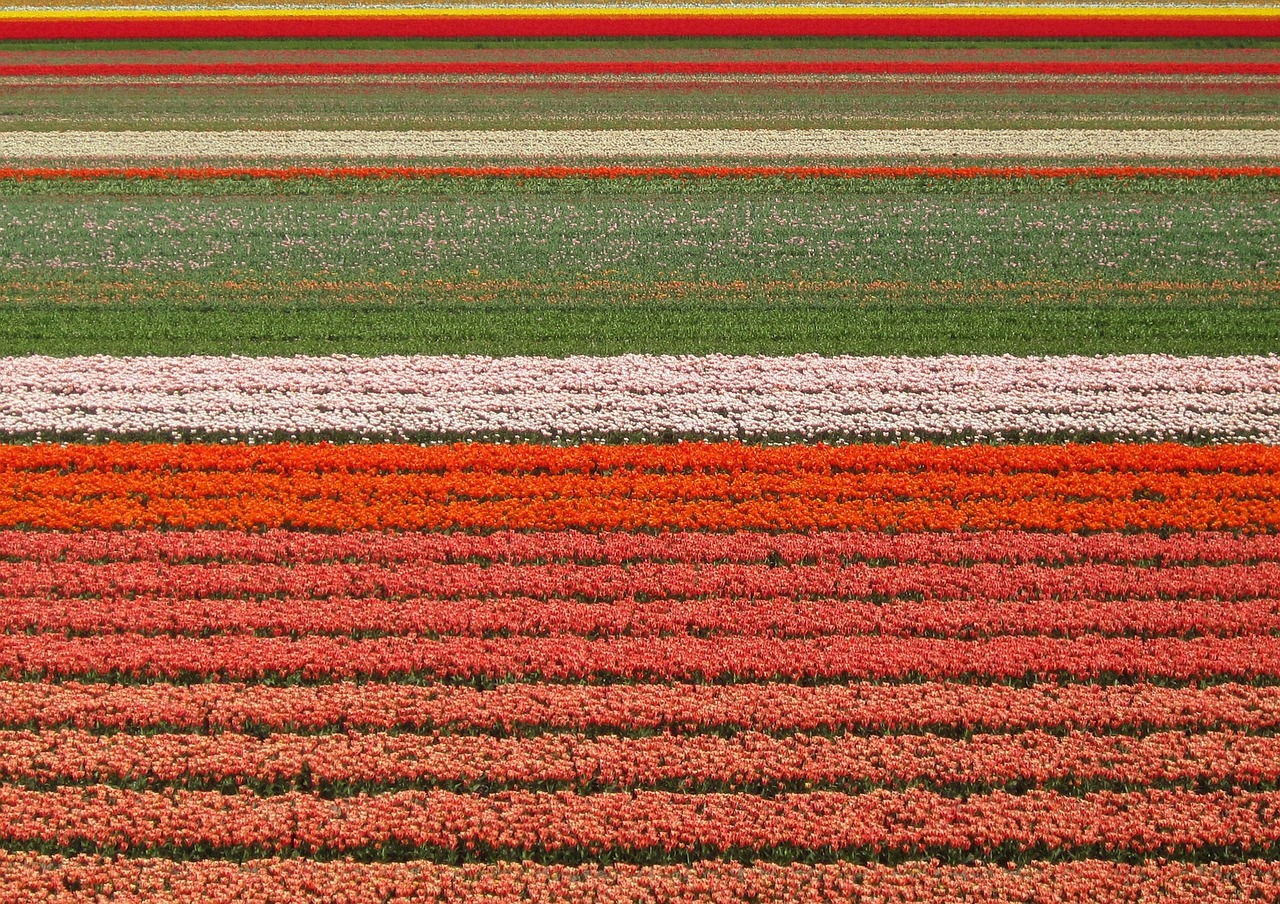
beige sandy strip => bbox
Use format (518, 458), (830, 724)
(0, 128), (1276, 160)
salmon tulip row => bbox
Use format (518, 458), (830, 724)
(3, 784), (1280, 857)
(7, 680), (1279, 735)
(2, 528), (1277, 567)
(3, 728), (1278, 794)
(7, 632), (1280, 681)
(12, 592), (1280, 641)
(10, 559), (1275, 602)
(1, 855), (1278, 904)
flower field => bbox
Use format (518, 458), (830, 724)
(1, 2), (1279, 902)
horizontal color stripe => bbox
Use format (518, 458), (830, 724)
(4, 129), (1275, 160)
(6, 529), (1274, 567)
(7, 60), (1280, 78)
(2, 728), (1273, 792)
(6, 680), (1278, 734)
(2, 354), (1274, 444)
(3, 164), (1278, 181)
(1, 443), (1278, 532)
(1, 784), (1277, 857)
(0, 10), (1276, 40)
(0, 856), (1276, 904)
(6, 632), (1280, 681)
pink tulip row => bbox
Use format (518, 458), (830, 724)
(11, 593), (1280, 640)
(7, 561), (1274, 603)
(4, 679), (1274, 735)
(3, 784), (1280, 855)
(1, 854), (1278, 904)
(3, 528), (1278, 568)
(5, 633), (1280, 680)
(2, 353), (1277, 443)
(4, 728), (1277, 791)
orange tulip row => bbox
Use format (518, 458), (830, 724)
(2, 443), (1278, 532)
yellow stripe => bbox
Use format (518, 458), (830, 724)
(0, 5), (1277, 20)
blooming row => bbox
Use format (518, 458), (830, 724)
(4, 784), (1280, 855)
(2, 129), (1276, 161)
(11, 560), (1271, 603)
(1, 855), (1278, 904)
(7, 680), (1278, 735)
(6, 632), (1280, 681)
(4, 442), (1278, 532)
(13, 592), (1278, 641)
(3, 9), (1276, 42)
(4, 354), (1276, 444)
(3, 727), (1276, 792)
(3, 164), (1278, 181)
(4, 528), (1277, 568)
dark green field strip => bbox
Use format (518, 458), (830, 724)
(3, 299), (1274, 357)
(2, 839), (1276, 868)
(6, 81), (1275, 131)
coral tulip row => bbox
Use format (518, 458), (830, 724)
(12, 592), (1280, 641)
(3, 728), (1277, 794)
(5, 9), (1278, 43)
(3, 784), (1280, 857)
(4, 528), (1277, 568)
(10, 560), (1274, 604)
(6, 680), (1278, 736)
(6, 632), (1280, 681)
(0, 854), (1277, 904)
(4, 354), (1276, 444)
(3, 443), (1278, 532)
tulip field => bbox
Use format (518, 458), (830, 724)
(1, 2), (1279, 902)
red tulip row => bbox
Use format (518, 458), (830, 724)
(5, 679), (1275, 736)
(3, 785), (1280, 855)
(2, 854), (1278, 904)
(4, 529), (1277, 568)
(8, 562), (1273, 604)
(5, 633), (1280, 681)
(4, 728), (1277, 792)
(4, 165), (1280, 183)
(11, 594), (1280, 641)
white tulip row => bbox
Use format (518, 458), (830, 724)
(2, 354), (1277, 443)
(3, 129), (1277, 160)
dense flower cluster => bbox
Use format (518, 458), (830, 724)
(3, 728), (1277, 792)
(3, 354), (1275, 443)
(7, 632), (1280, 681)
(4, 784), (1280, 856)
(2, 855), (1279, 904)
(2, 442), (1277, 532)
(6, 680), (1278, 735)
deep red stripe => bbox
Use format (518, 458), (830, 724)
(0, 14), (1276, 42)
(5, 60), (1280, 78)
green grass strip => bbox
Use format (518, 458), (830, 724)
(2, 299), (1275, 357)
